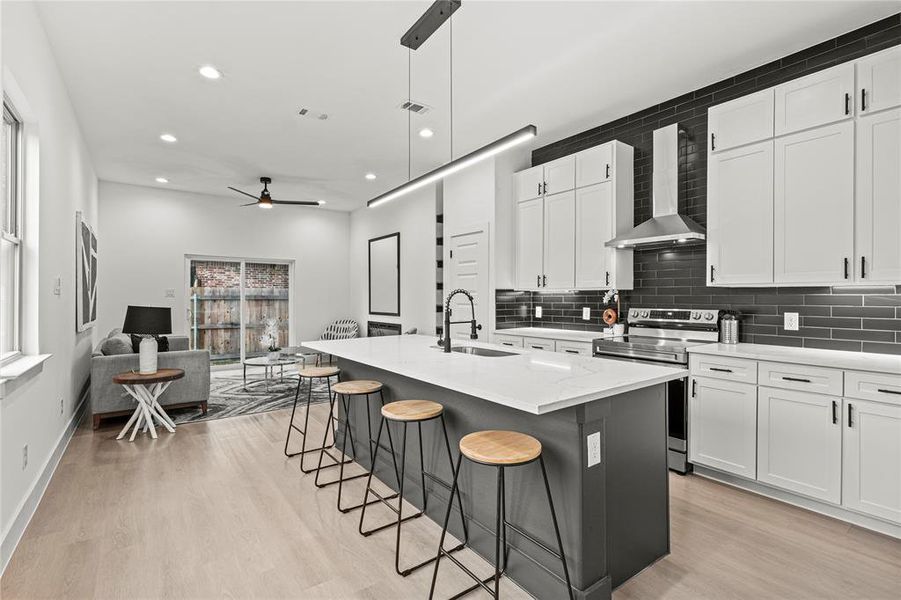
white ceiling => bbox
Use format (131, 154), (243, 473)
(34, 0), (899, 211)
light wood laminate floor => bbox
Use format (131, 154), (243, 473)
(2, 405), (899, 599)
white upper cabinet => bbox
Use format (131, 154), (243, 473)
(515, 165), (544, 202)
(514, 197), (544, 290)
(575, 182), (614, 288)
(543, 155), (575, 196)
(774, 62), (855, 136)
(709, 88), (775, 152)
(857, 44), (901, 115)
(575, 143), (614, 187)
(707, 140), (774, 285)
(843, 398), (901, 524)
(855, 107), (901, 282)
(543, 191), (576, 289)
(512, 140), (634, 291)
(774, 120), (855, 284)
(757, 387), (842, 504)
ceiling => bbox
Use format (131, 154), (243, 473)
(34, 1), (900, 211)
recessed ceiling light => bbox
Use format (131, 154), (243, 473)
(419, 128), (434, 138)
(160, 133), (177, 143)
(365, 173), (377, 180)
(155, 177), (169, 184)
(198, 65), (222, 80)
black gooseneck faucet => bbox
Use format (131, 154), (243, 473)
(439, 288), (481, 352)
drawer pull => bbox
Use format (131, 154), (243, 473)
(782, 376), (811, 383)
(709, 367), (733, 373)
(564, 349), (579, 354)
(501, 342), (514, 347)
(877, 388), (901, 395)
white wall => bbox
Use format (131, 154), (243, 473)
(97, 182), (350, 344)
(349, 186), (437, 336)
(1, 1), (99, 569)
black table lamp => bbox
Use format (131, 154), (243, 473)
(123, 306), (172, 374)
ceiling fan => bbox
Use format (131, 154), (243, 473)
(228, 177), (322, 209)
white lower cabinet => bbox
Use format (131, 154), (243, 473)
(492, 333), (524, 348)
(842, 398), (901, 524)
(522, 337), (554, 351)
(689, 377), (757, 479)
(757, 387), (842, 504)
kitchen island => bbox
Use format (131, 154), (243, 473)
(303, 334), (686, 600)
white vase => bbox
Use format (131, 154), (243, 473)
(139, 336), (158, 374)
(267, 350), (281, 361)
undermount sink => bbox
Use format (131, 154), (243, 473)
(451, 346), (516, 357)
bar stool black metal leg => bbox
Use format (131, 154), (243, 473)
(299, 377), (345, 473)
(494, 466), (504, 598)
(440, 415), (469, 546)
(283, 376), (304, 457)
(335, 393), (397, 513)
(539, 455), (574, 600)
(429, 454), (463, 600)
(312, 392), (358, 484)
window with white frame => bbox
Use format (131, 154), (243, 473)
(1, 98), (23, 362)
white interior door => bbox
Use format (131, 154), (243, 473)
(855, 107), (901, 282)
(774, 121), (854, 284)
(447, 226), (489, 342)
(707, 140), (775, 285)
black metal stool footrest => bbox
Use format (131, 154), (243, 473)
(440, 549), (501, 600)
(400, 541), (466, 578)
(359, 487), (424, 536)
(503, 521), (564, 562)
(337, 489), (399, 514)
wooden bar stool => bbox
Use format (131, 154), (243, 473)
(284, 366), (350, 474)
(428, 430), (574, 600)
(314, 380), (401, 514)
(358, 400), (469, 577)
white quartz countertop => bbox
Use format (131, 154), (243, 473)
(493, 327), (600, 343)
(689, 343), (901, 374)
(303, 335), (686, 415)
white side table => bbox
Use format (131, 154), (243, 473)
(113, 368), (184, 441)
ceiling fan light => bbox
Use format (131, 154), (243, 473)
(258, 200), (273, 209)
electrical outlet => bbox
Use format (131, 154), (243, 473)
(587, 432), (601, 467)
(535, 305), (542, 319)
(784, 312), (799, 331)
(22, 445), (28, 470)
(582, 307), (590, 320)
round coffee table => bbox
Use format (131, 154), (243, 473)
(112, 368), (184, 441)
(243, 356), (300, 391)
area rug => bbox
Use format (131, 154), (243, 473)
(169, 369), (333, 425)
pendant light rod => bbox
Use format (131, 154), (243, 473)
(401, 0), (462, 50)
(367, 124), (537, 208)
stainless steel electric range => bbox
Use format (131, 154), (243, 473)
(593, 307), (722, 474)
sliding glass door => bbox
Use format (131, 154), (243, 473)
(187, 257), (292, 364)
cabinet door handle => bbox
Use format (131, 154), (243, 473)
(543, 274), (547, 287)
(538, 182), (542, 196)
(878, 388), (901, 395)
(848, 403), (853, 428)
(844, 92), (851, 115)
(711, 132), (716, 151)
(832, 400), (838, 424)
(605, 271), (610, 286)
(605, 164), (610, 179)
(710, 265), (715, 283)
(861, 88), (867, 112)
(861, 256), (866, 279)
(710, 367), (733, 373)
(783, 376), (812, 383)
(844, 257), (849, 279)
(537, 274), (541, 288)
(543, 181), (547, 195)
(691, 379), (697, 397)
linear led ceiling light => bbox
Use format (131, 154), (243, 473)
(368, 0), (537, 208)
(368, 125), (536, 208)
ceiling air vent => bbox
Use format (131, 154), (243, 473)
(297, 108), (329, 120)
(399, 100), (431, 115)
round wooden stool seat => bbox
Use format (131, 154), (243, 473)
(381, 400), (444, 422)
(333, 379), (383, 395)
(459, 430), (542, 466)
(298, 365), (340, 378)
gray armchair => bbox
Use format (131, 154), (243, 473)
(91, 335), (210, 428)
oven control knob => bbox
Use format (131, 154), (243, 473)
(704, 312), (715, 321)
(691, 311), (701, 320)
(640, 310), (649, 318)
(630, 309), (638, 318)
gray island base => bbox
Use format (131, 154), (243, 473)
(305, 336), (684, 600)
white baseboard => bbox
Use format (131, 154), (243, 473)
(693, 465), (901, 540)
(0, 392), (88, 575)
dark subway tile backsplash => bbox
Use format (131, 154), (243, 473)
(497, 15), (901, 354)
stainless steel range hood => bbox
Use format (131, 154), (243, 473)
(606, 124), (705, 249)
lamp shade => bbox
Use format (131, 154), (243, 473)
(122, 306), (172, 335)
